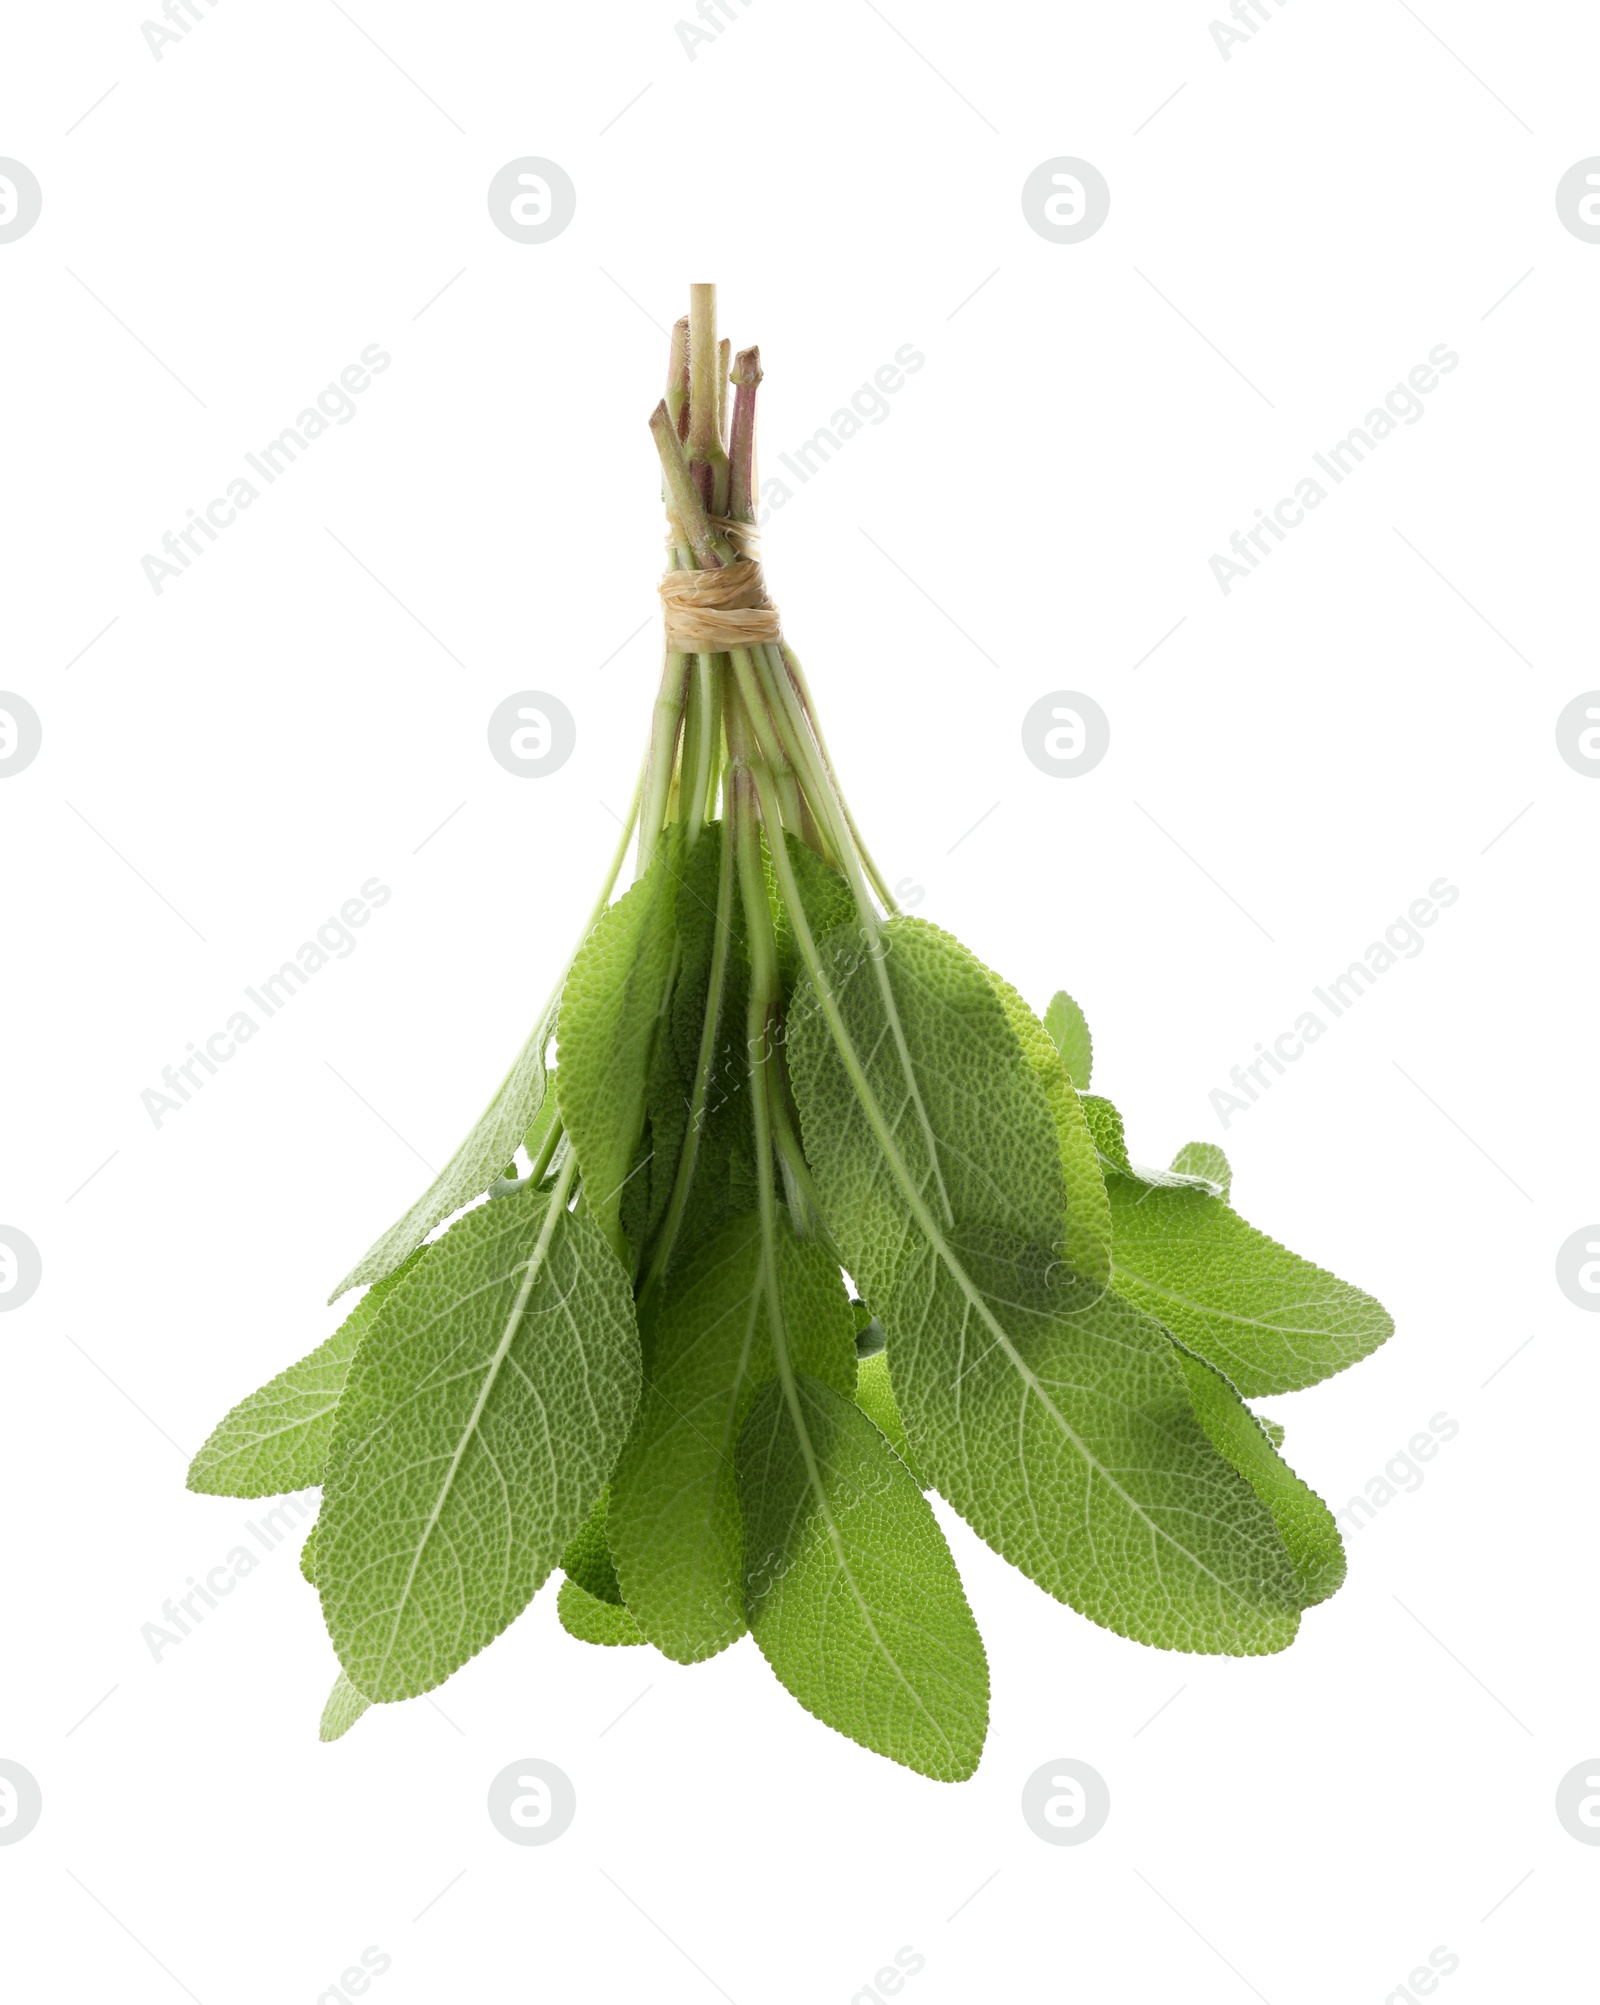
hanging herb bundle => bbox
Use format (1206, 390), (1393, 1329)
(189, 286), (1391, 1780)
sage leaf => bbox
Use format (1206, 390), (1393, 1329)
(738, 1374), (989, 1781)
(329, 1011), (559, 1300)
(1172, 1347), (1345, 1606)
(1081, 1091), (1132, 1173)
(1043, 989), (1093, 1089)
(1105, 1171), (1392, 1396)
(984, 965), (1111, 1286)
(773, 833), (854, 993)
(317, 1181), (641, 1701)
(609, 1211), (857, 1664)
(641, 821), (754, 1273)
(558, 845), (681, 1263)
(1170, 1140), (1232, 1200)
(561, 1489), (625, 1606)
(319, 1672), (371, 1743)
(187, 1248), (425, 1499)
(558, 1576), (647, 1647)
(789, 917), (1302, 1655)
(855, 1352), (922, 1485)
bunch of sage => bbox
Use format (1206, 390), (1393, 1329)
(189, 285), (1391, 1780)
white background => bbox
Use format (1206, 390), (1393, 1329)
(3, 2), (1597, 1999)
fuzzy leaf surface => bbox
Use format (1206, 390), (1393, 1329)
(984, 966), (1110, 1285)
(640, 822), (754, 1271)
(609, 1212), (856, 1664)
(773, 834), (855, 993)
(739, 1374), (989, 1781)
(789, 917), (1302, 1656)
(319, 1672), (371, 1742)
(1043, 989), (1093, 1088)
(317, 1184), (640, 1701)
(561, 1489), (624, 1606)
(330, 1014), (559, 1299)
(1106, 1172), (1392, 1396)
(1173, 1348), (1345, 1606)
(1170, 1141), (1232, 1200)
(855, 1353), (922, 1484)
(557, 1576), (647, 1647)
(558, 849), (680, 1262)
(189, 1252), (424, 1499)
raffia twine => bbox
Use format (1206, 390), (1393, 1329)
(659, 518), (781, 653)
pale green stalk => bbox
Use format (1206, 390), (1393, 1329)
(688, 284), (731, 517)
(775, 641), (897, 910)
(636, 651), (689, 877)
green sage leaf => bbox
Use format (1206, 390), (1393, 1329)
(1170, 1141), (1232, 1200)
(558, 1576), (647, 1647)
(773, 833), (855, 993)
(789, 917), (1302, 1656)
(558, 846), (681, 1263)
(984, 967), (1110, 1286)
(319, 1671), (371, 1742)
(317, 1182), (641, 1701)
(608, 1211), (856, 1664)
(1105, 1171), (1392, 1396)
(561, 1489), (624, 1606)
(854, 1352), (921, 1484)
(738, 1373), (989, 1782)
(640, 821), (754, 1273)
(1081, 1091), (1131, 1173)
(1172, 1347), (1345, 1606)
(1043, 989), (1092, 1089)
(187, 1248), (425, 1498)
(329, 1017), (559, 1300)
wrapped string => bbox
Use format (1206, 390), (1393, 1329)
(659, 517), (781, 652)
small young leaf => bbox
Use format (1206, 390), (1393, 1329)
(300, 1523), (318, 1585)
(852, 1298), (886, 1357)
(738, 1374), (989, 1782)
(789, 918), (1302, 1656)
(1171, 1347), (1345, 1606)
(558, 1575), (648, 1647)
(558, 845), (681, 1262)
(984, 967), (1111, 1286)
(187, 1248), (426, 1499)
(1043, 989), (1092, 1089)
(1105, 1172), (1392, 1396)
(319, 1671), (371, 1742)
(608, 1212), (857, 1664)
(561, 1489), (625, 1606)
(1258, 1414), (1285, 1449)
(317, 1182), (641, 1702)
(1170, 1141), (1232, 1200)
